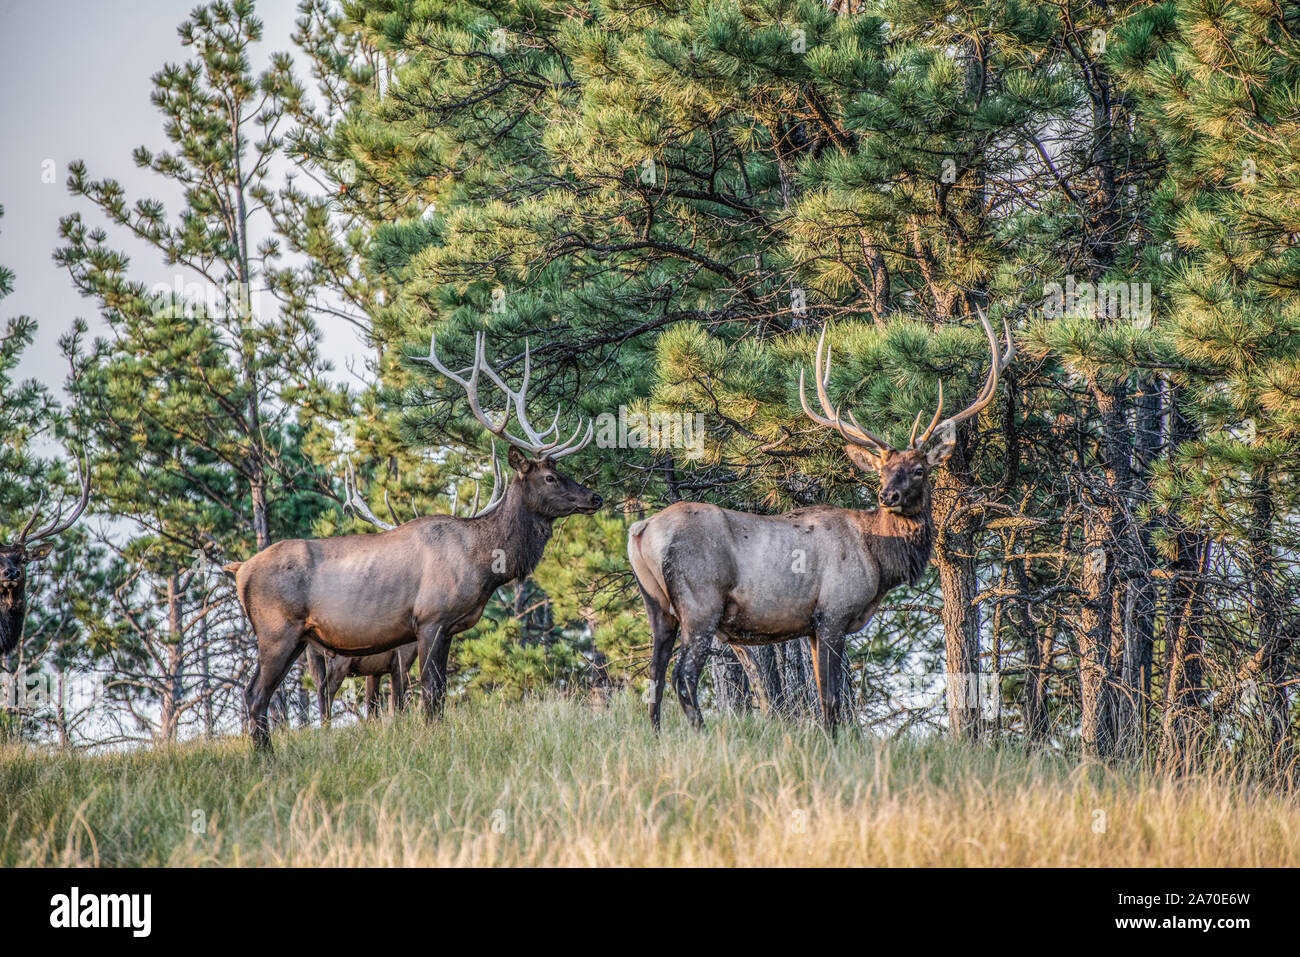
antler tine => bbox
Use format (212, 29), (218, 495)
(798, 324), (894, 452)
(469, 446), (505, 517)
(21, 452), (92, 545)
(343, 460), (396, 531)
(16, 488), (48, 545)
(543, 421), (595, 462)
(910, 380), (945, 449)
(915, 305), (1014, 448)
(473, 338), (568, 452)
(414, 331), (518, 445)
(383, 489), (401, 527)
(414, 331), (590, 459)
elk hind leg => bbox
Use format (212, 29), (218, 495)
(673, 633), (713, 730)
(639, 585), (678, 732)
(246, 625), (307, 751)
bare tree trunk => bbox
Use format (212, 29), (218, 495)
(1159, 386), (1207, 767)
(159, 574), (184, 743)
(709, 639), (752, 713)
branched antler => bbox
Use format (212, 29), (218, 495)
(413, 332), (593, 459)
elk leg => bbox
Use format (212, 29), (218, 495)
(391, 653), (410, 715)
(673, 634), (712, 730)
(305, 647), (330, 726)
(810, 623), (848, 731)
(641, 587), (679, 732)
(418, 623), (453, 719)
(246, 630), (306, 751)
(365, 675), (382, 719)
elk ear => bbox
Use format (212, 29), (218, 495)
(843, 444), (883, 473)
(26, 542), (54, 562)
(925, 424), (957, 467)
(507, 447), (534, 474)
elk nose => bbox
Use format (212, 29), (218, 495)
(590, 493), (603, 508)
(881, 489), (901, 507)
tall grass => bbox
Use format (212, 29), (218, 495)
(2, 693), (1296, 866)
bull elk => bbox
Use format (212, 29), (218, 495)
(628, 309), (1013, 730)
(304, 456), (504, 724)
(226, 333), (602, 749)
(1, 458), (91, 655)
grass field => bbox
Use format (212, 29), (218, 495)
(2, 693), (1296, 866)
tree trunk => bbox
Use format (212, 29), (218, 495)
(159, 574), (184, 743)
(933, 454), (981, 741)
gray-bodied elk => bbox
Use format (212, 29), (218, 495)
(226, 333), (602, 750)
(628, 309), (1013, 730)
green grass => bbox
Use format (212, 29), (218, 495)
(3, 693), (1296, 866)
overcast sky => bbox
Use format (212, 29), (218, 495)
(0, 0), (359, 401)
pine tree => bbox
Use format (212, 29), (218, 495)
(54, 0), (345, 735)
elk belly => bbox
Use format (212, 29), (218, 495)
(303, 582), (420, 655)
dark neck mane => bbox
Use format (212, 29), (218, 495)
(0, 585), (25, 656)
(480, 482), (554, 584)
(864, 506), (934, 590)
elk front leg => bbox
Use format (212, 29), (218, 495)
(390, 654), (410, 715)
(364, 675), (382, 719)
(418, 623), (453, 719)
(809, 621), (849, 731)
(305, 647), (330, 726)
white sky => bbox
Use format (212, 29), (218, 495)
(0, 0), (360, 400)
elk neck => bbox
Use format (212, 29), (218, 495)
(476, 479), (555, 585)
(858, 500), (934, 590)
(0, 584), (25, 655)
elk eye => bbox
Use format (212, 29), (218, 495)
(545, 475), (556, 483)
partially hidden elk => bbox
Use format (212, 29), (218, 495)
(628, 310), (1013, 730)
(304, 457), (505, 723)
(226, 333), (603, 749)
(305, 644), (419, 723)
(0, 458), (91, 655)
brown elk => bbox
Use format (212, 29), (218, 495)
(226, 333), (602, 749)
(306, 644), (419, 722)
(303, 457), (505, 724)
(628, 310), (1013, 730)
(1, 460), (91, 655)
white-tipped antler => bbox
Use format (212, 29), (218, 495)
(413, 331), (593, 460)
(18, 451), (92, 545)
(343, 451), (505, 531)
(799, 324), (897, 454)
(343, 460), (396, 531)
(911, 305), (1014, 449)
(799, 308), (1013, 453)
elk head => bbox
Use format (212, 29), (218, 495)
(413, 331), (602, 519)
(800, 307), (1014, 516)
(0, 456), (91, 654)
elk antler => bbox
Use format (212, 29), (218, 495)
(413, 332), (593, 459)
(799, 324), (896, 454)
(343, 461), (395, 531)
(18, 452), (92, 545)
(910, 305), (1014, 449)
(343, 451), (505, 531)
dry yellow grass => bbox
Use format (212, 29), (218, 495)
(2, 693), (1296, 866)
